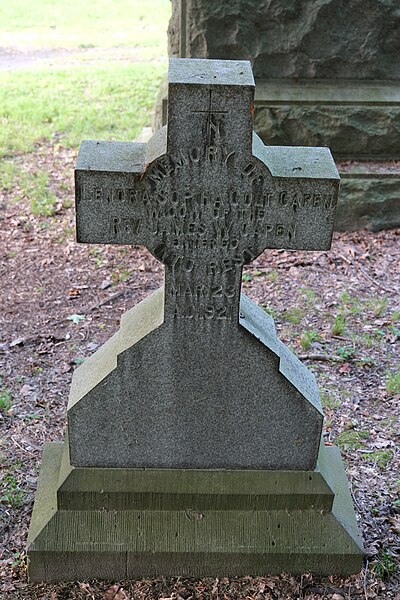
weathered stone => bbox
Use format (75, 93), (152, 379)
(336, 168), (400, 231)
(253, 83), (400, 161)
(165, 0), (400, 231)
(27, 59), (364, 581)
(71, 58), (339, 470)
(169, 0), (400, 81)
(27, 441), (364, 581)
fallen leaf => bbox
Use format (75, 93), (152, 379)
(67, 313), (85, 324)
(103, 585), (128, 600)
(68, 288), (81, 298)
(20, 384), (33, 396)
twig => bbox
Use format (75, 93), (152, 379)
(363, 560), (369, 600)
(338, 254), (353, 265)
(298, 353), (345, 362)
(359, 266), (392, 293)
(87, 288), (136, 311)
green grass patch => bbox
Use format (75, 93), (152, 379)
(299, 329), (321, 350)
(320, 390), (341, 410)
(362, 450), (393, 469)
(366, 295), (388, 318)
(372, 549), (397, 579)
(331, 313), (346, 336)
(0, 380), (12, 413)
(282, 307), (304, 325)
(0, 0), (170, 54)
(386, 371), (400, 396)
(338, 291), (361, 315)
(0, 63), (165, 156)
(0, 163), (58, 215)
(28, 171), (57, 216)
(335, 429), (369, 451)
(0, 474), (24, 508)
(0, 161), (19, 189)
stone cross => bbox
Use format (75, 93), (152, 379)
(70, 58), (340, 470)
(27, 59), (362, 583)
(75, 58), (339, 324)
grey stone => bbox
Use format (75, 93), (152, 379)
(27, 58), (364, 581)
(169, 0), (400, 81)
(27, 441), (364, 581)
(71, 58), (339, 470)
(253, 82), (400, 161)
(336, 169), (400, 231)
(165, 0), (400, 231)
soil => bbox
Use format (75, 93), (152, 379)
(0, 143), (399, 599)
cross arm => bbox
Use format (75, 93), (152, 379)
(75, 132), (167, 247)
(249, 133), (340, 256)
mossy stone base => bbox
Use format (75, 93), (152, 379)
(27, 442), (363, 581)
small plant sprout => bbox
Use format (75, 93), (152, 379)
(386, 371), (400, 396)
(0, 380), (13, 413)
(0, 474), (24, 508)
(372, 549), (397, 579)
(331, 313), (346, 336)
(366, 295), (388, 318)
(299, 330), (320, 350)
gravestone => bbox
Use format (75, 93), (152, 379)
(164, 0), (400, 231)
(27, 58), (364, 581)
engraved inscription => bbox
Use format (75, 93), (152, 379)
(76, 83), (338, 323)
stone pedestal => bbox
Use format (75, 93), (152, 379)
(28, 440), (363, 581)
(28, 291), (364, 581)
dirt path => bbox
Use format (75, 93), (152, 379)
(0, 45), (163, 70)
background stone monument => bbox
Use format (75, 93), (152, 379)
(165, 0), (400, 231)
(27, 58), (364, 580)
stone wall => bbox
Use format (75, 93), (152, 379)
(168, 0), (400, 81)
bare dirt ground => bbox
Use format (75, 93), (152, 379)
(0, 142), (399, 599)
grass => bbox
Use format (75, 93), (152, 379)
(386, 371), (400, 396)
(299, 329), (320, 350)
(0, 380), (13, 412)
(335, 429), (369, 451)
(0, 474), (24, 508)
(331, 313), (346, 336)
(372, 549), (397, 579)
(366, 295), (388, 318)
(320, 390), (341, 410)
(0, 0), (170, 56)
(0, 63), (165, 157)
(362, 449), (393, 469)
(282, 307), (304, 325)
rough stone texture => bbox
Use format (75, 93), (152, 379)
(254, 104), (400, 161)
(68, 289), (323, 470)
(72, 58), (339, 470)
(165, 0), (400, 230)
(337, 173), (400, 231)
(156, 79), (400, 160)
(168, 0), (400, 81)
(27, 442), (364, 581)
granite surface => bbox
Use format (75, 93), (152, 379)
(71, 58), (340, 469)
(169, 0), (400, 81)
